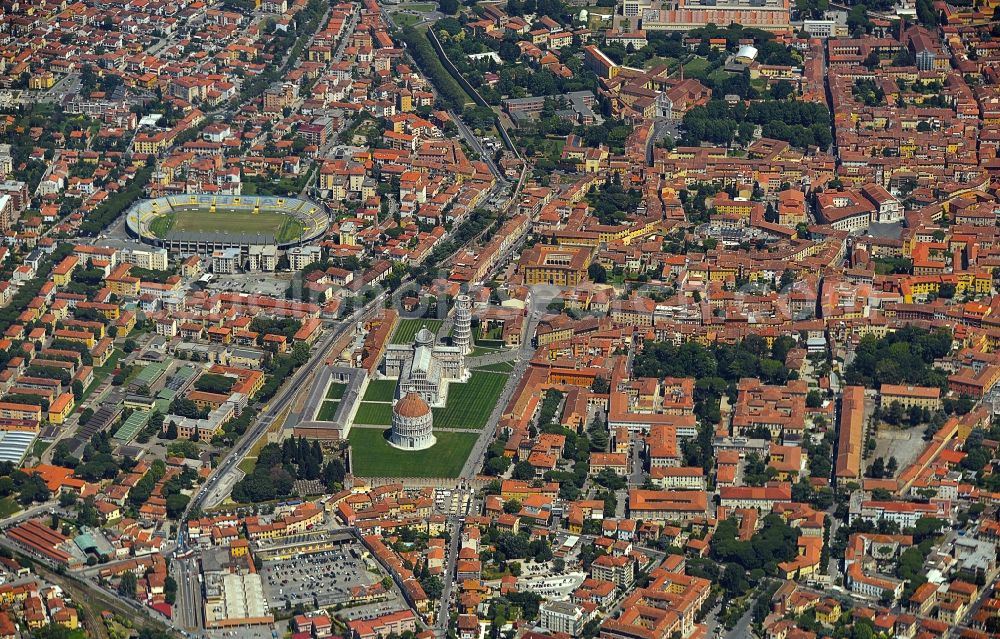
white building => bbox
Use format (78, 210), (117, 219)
(120, 245), (169, 270)
(211, 248), (241, 274)
(247, 245), (278, 272)
(539, 601), (586, 636)
(388, 392), (435, 450)
(155, 318), (178, 338)
(849, 499), (945, 529)
(287, 245), (322, 271)
(803, 19), (837, 38)
(452, 294), (472, 355)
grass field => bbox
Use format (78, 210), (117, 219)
(0, 497), (19, 518)
(400, 2), (437, 10)
(474, 361), (515, 373)
(433, 371), (508, 429)
(355, 402), (393, 425)
(363, 379), (397, 402)
(393, 13), (422, 27)
(683, 56), (712, 78)
(31, 440), (52, 459)
(317, 400), (340, 421)
(390, 318), (444, 344)
(348, 428), (477, 477)
(326, 383), (347, 400)
(149, 209), (305, 243)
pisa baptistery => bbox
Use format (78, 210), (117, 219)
(388, 392), (435, 450)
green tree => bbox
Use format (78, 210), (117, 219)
(511, 461), (535, 481)
(588, 262), (608, 283)
(118, 572), (137, 598)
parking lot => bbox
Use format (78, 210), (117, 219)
(206, 273), (294, 297)
(259, 546), (380, 608)
(434, 488), (472, 515)
(200, 626), (275, 639)
(337, 600), (410, 622)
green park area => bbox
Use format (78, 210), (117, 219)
(149, 209), (304, 243)
(363, 379), (397, 402)
(348, 428), (477, 477)
(432, 371), (507, 429)
(393, 13), (422, 27)
(354, 402), (393, 425)
(390, 318), (444, 344)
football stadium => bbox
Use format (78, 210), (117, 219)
(125, 194), (329, 254)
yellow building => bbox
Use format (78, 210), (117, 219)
(29, 73), (55, 90)
(814, 600), (841, 625)
(48, 393), (75, 425)
(117, 310), (137, 334)
(519, 244), (593, 287)
(0, 401), (41, 423)
(879, 384), (942, 411)
(107, 275), (140, 297)
(53, 329), (95, 348)
(398, 91), (413, 112)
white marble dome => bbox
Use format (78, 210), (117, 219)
(388, 392), (435, 450)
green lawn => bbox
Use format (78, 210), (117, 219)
(31, 440), (52, 459)
(393, 12), (422, 27)
(363, 379), (397, 402)
(474, 362), (515, 373)
(348, 428), (478, 477)
(317, 400), (340, 421)
(469, 346), (499, 357)
(326, 383), (347, 400)
(354, 402), (393, 425)
(0, 497), (21, 518)
(433, 371), (508, 429)
(683, 56), (712, 78)
(390, 318), (444, 344)
(149, 209), (305, 243)
(708, 69), (736, 86)
(95, 349), (122, 374)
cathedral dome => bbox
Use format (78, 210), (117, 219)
(414, 327), (435, 346)
(394, 392), (431, 418)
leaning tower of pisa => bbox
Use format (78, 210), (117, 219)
(453, 294), (472, 356)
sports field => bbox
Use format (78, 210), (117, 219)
(348, 428), (477, 477)
(433, 371), (508, 429)
(148, 209), (305, 243)
(390, 318), (443, 344)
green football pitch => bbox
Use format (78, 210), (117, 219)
(149, 209), (305, 243)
